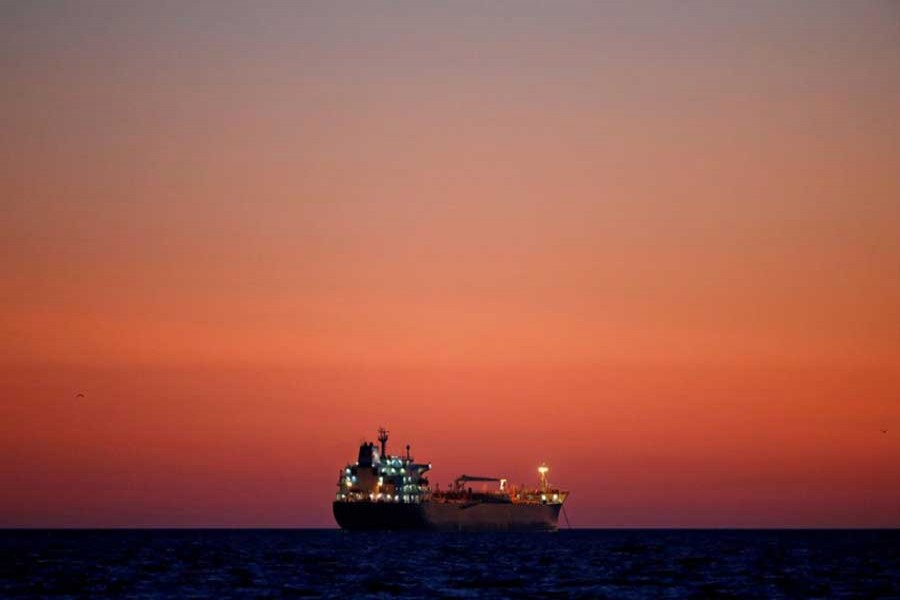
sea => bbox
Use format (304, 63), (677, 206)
(1, 529), (898, 598)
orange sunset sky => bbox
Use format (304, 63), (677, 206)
(2, 1), (899, 527)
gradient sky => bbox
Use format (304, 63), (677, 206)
(2, 1), (899, 527)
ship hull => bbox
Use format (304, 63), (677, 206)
(333, 501), (561, 532)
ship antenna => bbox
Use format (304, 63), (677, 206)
(378, 427), (389, 457)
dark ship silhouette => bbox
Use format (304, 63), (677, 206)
(333, 428), (569, 531)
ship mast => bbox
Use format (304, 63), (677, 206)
(538, 463), (549, 491)
(377, 427), (389, 458)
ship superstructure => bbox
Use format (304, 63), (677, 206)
(337, 428), (433, 505)
(333, 428), (569, 531)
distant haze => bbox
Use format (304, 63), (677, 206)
(2, 1), (898, 527)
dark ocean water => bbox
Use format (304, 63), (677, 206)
(1, 529), (898, 599)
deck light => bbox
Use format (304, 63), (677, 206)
(538, 463), (549, 491)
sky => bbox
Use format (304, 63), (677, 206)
(1, 0), (899, 527)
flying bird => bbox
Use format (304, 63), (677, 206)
(75, 393), (85, 398)
(882, 429), (888, 434)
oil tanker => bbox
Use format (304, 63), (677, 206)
(333, 428), (569, 531)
